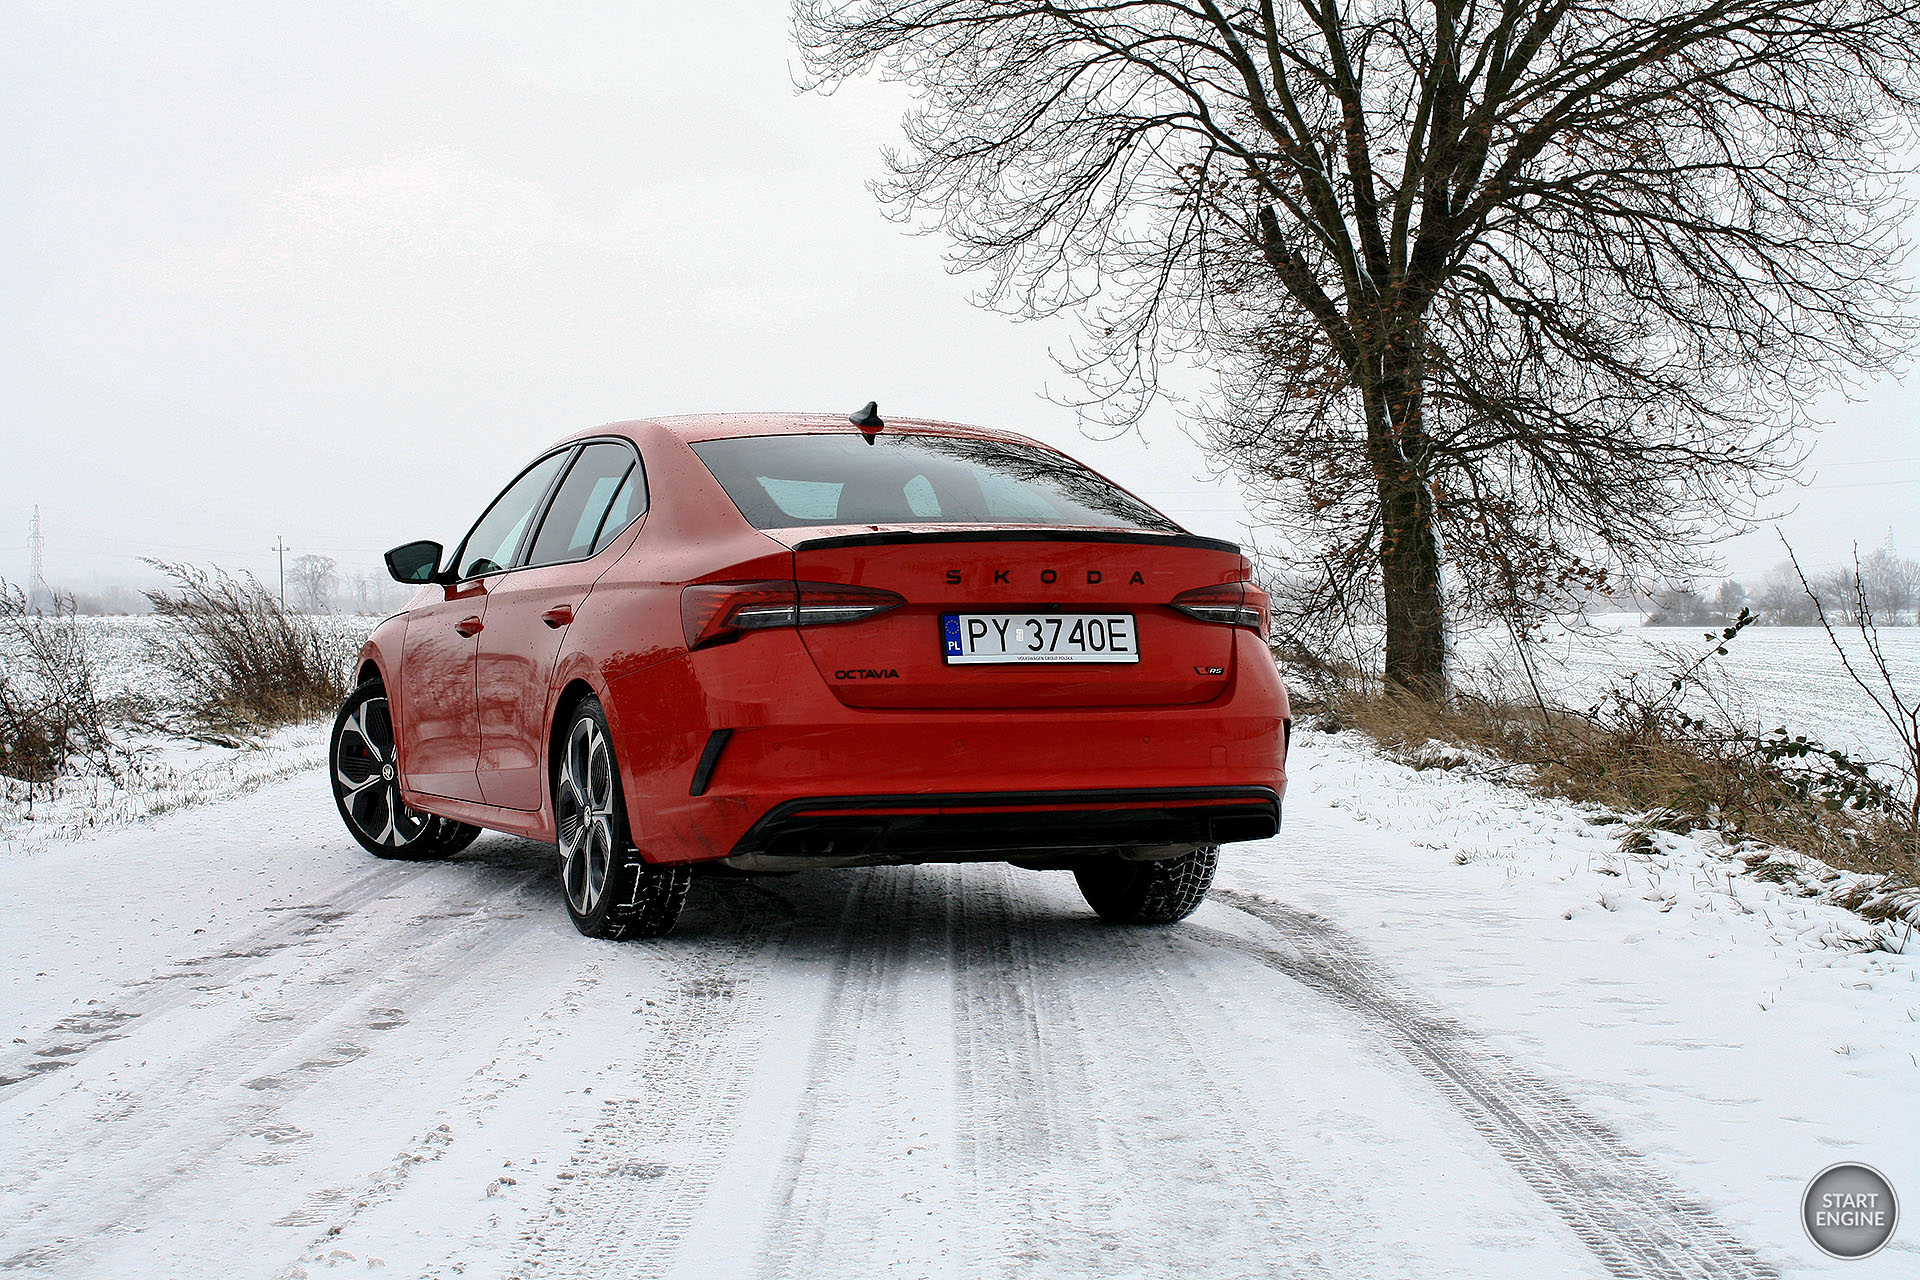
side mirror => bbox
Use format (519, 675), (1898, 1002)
(385, 540), (447, 585)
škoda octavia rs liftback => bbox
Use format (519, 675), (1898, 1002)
(330, 407), (1291, 938)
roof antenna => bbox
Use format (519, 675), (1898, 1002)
(850, 400), (884, 444)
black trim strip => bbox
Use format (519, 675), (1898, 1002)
(727, 784), (1281, 858)
(762, 784), (1276, 814)
(688, 728), (733, 797)
(790, 529), (1242, 555)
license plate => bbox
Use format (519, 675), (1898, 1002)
(941, 613), (1140, 664)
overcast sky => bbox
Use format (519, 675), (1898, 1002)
(4, 2), (1917, 600)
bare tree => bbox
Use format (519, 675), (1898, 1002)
(797, 0), (1920, 694)
(287, 554), (337, 615)
(1861, 547), (1919, 624)
(1813, 564), (1864, 624)
(1751, 561), (1818, 625)
(1713, 579), (1748, 624)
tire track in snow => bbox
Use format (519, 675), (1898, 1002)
(0, 859), (445, 1091)
(1082, 922), (1361, 1277)
(944, 865), (1337, 1279)
(751, 867), (943, 1280)
(945, 863), (1096, 1275)
(0, 854), (553, 1273)
(271, 955), (617, 1278)
(1209, 888), (1780, 1280)
(512, 879), (796, 1279)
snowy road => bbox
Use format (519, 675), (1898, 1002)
(3, 734), (1915, 1278)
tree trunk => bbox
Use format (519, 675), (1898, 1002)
(1369, 378), (1446, 697)
(1380, 473), (1446, 696)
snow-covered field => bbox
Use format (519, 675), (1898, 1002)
(2, 717), (1916, 1277)
(1461, 617), (1920, 779)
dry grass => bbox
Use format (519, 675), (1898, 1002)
(141, 561), (356, 734)
(0, 581), (124, 788)
(1303, 677), (1919, 900)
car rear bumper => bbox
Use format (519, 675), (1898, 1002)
(602, 629), (1289, 866)
(721, 785), (1281, 868)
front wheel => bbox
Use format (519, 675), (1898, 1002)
(1074, 845), (1219, 924)
(553, 696), (690, 939)
(330, 681), (482, 860)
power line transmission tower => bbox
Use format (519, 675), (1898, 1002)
(273, 536), (290, 606)
(28, 506), (47, 609)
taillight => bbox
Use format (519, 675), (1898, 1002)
(1170, 581), (1269, 640)
(681, 580), (906, 650)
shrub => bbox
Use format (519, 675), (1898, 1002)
(140, 561), (356, 733)
(0, 580), (122, 788)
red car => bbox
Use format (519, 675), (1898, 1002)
(330, 408), (1289, 938)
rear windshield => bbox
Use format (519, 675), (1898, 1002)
(689, 433), (1182, 533)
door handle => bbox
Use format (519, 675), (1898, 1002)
(456, 616), (485, 637)
(541, 605), (575, 629)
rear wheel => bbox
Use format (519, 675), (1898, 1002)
(330, 681), (481, 860)
(554, 696), (690, 939)
(1074, 845), (1219, 924)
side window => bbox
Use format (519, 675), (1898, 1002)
(455, 450), (572, 580)
(592, 463), (647, 554)
(527, 441), (648, 568)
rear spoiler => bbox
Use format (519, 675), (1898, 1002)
(790, 529), (1242, 554)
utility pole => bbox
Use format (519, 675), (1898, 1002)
(273, 536), (290, 606)
(28, 506), (46, 610)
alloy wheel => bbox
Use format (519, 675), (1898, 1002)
(556, 714), (617, 916)
(333, 695), (430, 848)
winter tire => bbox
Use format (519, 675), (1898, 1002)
(554, 696), (690, 939)
(330, 680), (481, 860)
(1074, 845), (1220, 924)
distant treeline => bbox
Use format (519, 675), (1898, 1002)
(1646, 549), (1919, 626)
(32, 558), (414, 617)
